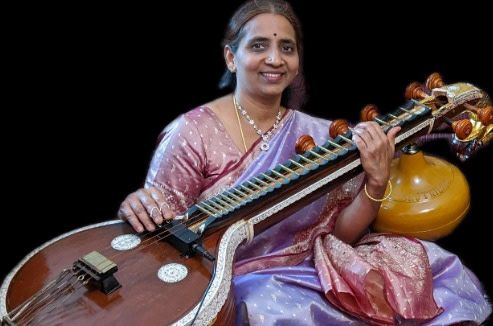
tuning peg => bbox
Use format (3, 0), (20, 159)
(329, 119), (350, 139)
(295, 135), (316, 154)
(423, 72), (492, 125)
(360, 104), (380, 122)
(463, 103), (493, 125)
(405, 82), (429, 100)
(360, 104), (400, 130)
(425, 72), (444, 90)
(444, 117), (473, 140)
(295, 135), (338, 164)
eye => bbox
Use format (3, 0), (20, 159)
(281, 44), (295, 53)
(251, 42), (266, 50)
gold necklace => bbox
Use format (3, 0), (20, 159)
(233, 96), (248, 153)
(233, 96), (282, 151)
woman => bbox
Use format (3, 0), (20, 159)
(118, 0), (491, 324)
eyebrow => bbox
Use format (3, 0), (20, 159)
(247, 36), (296, 45)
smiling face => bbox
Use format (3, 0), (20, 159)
(225, 13), (299, 102)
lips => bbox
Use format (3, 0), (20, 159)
(260, 72), (285, 82)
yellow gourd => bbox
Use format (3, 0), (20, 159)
(374, 144), (470, 240)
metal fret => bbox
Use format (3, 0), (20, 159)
(318, 146), (338, 158)
(240, 184), (255, 195)
(215, 196), (236, 210)
(233, 187), (249, 198)
(308, 150), (328, 161)
(195, 203), (217, 216)
(225, 189), (243, 201)
(326, 140), (345, 150)
(289, 159), (305, 169)
(336, 134), (353, 144)
(374, 117), (391, 126)
(279, 164), (300, 176)
(220, 193), (239, 205)
(261, 173), (281, 186)
(247, 180), (263, 191)
(202, 201), (223, 215)
(271, 169), (289, 180)
(253, 177), (270, 187)
(298, 154), (318, 165)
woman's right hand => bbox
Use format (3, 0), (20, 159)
(117, 187), (175, 232)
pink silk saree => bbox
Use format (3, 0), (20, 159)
(145, 107), (491, 325)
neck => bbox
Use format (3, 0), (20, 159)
(234, 92), (283, 122)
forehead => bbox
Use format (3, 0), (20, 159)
(242, 13), (296, 40)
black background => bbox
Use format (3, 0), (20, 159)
(3, 1), (492, 301)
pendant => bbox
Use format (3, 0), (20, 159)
(260, 141), (270, 151)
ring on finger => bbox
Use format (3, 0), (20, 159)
(160, 203), (174, 223)
(150, 206), (159, 219)
(159, 203), (170, 213)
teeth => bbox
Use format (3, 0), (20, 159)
(263, 73), (282, 78)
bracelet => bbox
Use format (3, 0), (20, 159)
(364, 180), (392, 202)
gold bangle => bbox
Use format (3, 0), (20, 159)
(364, 180), (392, 202)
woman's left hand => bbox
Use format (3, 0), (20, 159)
(352, 122), (400, 190)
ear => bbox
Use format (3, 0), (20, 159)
(224, 46), (236, 73)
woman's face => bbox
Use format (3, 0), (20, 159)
(230, 13), (299, 100)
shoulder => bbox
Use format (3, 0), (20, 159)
(182, 106), (218, 127)
(161, 106), (219, 133)
(179, 94), (232, 124)
(156, 107), (213, 144)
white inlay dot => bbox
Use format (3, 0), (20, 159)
(158, 263), (188, 283)
(111, 234), (141, 251)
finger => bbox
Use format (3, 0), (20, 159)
(117, 203), (128, 220)
(148, 187), (175, 222)
(369, 122), (388, 144)
(354, 121), (378, 133)
(119, 202), (144, 233)
(149, 187), (167, 221)
(387, 126), (401, 145)
(149, 186), (166, 203)
(161, 204), (176, 221)
(130, 197), (156, 232)
(352, 133), (367, 151)
(359, 122), (388, 147)
(136, 189), (154, 207)
(352, 124), (374, 147)
(138, 189), (164, 225)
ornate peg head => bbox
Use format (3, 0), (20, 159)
(468, 105), (493, 126)
(405, 82), (429, 100)
(295, 135), (316, 154)
(477, 106), (493, 125)
(426, 72), (444, 90)
(360, 104), (379, 122)
(450, 119), (473, 140)
(329, 119), (349, 139)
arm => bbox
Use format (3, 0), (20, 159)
(333, 122), (400, 244)
(118, 115), (206, 232)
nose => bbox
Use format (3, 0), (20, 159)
(266, 49), (283, 66)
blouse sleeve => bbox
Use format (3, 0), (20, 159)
(145, 114), (207, 213)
